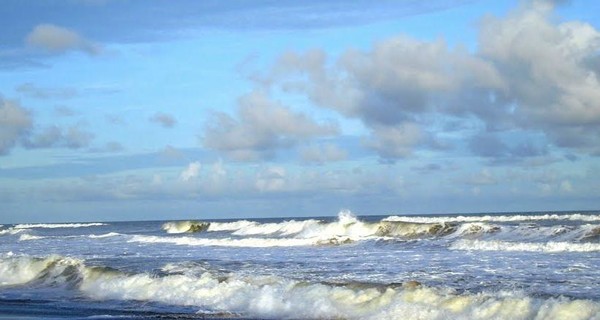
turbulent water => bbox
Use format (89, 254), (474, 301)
(1, 210), (599, 319)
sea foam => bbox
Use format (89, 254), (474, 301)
(14, 222), (107, 229)
(450, 239), (600, 252)
(1, 254), (598, 320)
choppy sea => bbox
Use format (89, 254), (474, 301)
(1, 210), (599, 319)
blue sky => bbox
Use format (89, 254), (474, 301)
(1, 0), (599, 223)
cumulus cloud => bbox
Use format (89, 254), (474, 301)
(26, 24), (101, 55)
(264, 1), (600, 159)
(202, 91), (338, 161)
(0, 98), (32, 155)
(180, 161), (201, 181)
(149, 112), (177, 128)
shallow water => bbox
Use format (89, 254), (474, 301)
(1, 210), (599, 319)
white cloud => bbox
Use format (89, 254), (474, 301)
(180, 161), (201, 181)
(256, 167), (286, 192)
(364, 123), (423, 159)
(26, 24), (101, 55)
(0, 98), (32, 155)
(263, 1), (600, 158)
(203, 90), (338, 161)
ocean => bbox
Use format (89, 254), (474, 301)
(0, 210), (599, 319)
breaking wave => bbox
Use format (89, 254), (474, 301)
(159, 211), (600, 247)
(384, 213), (600, 223)
(128, 234), (342, 247)
(0, 254), (598, 320)
(88, 232), (121, 239)
(0, 228), (25, 236)
(14, 222), (107, 229)
(162, 210), (455, 241)
(18, 234), (45, 241)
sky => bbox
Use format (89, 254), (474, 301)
(1, 0), (599, 223)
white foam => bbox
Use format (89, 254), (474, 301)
(384, 213), (600, 223)
(1, 254), (599, 320)
(14, 222), (106, 229)
(450, 239), (600, 252)
(80, 265), (600, 320)
(0, 255), (82, 287)
(129, 235), (319, 247)
(18, 234), (45, 241)
(88, 232), (121, 239)
(0, 228), (25, 236)
(453, 222), (501, 236)
(207, 220), (262, 232)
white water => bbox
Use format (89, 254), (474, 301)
(1, 254), (599, 320)
(14, 222), (107, 229)
(450, 239), (600, 252)
(384, 213), (600, 223)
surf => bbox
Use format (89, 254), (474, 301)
(1, 254), (598, 320)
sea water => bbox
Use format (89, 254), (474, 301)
(0, 210), (599, 319)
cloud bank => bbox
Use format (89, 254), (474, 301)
(262, 1), (600, 160)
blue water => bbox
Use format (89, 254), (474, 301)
(1, 211), (599, 319)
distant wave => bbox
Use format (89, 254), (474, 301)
(162, 210), (454, 240)
(128, 234), (350, 247)
(450, 239), (600, 252)
(0, 228), (25, 236)
(88, 232), (121, 239)
(18, 234), (45, 241)
(159, 211), (600, 245)
(14, 222), (107, 229)
(384, 213), (600, 223)
(0, 254), (598, 320)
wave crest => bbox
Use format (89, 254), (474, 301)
(14, 223), (106, 229)
(162, 221), (210, 234)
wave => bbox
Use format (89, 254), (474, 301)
(158, 211), (600, 247)
(14, 222), (107, 229)
(384, 213), (600, 223)
(88, 232), (121, 239)
(450, 239), (600, 252)
(128, 234), (341, 247)
(162, 221), (210, 234)
(1, 254), (598, 320)
(0, 255), (83, 287)
(162, 211), (454, 240)
(18, 234), (45, 241)
(0, 228), (25, 236)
